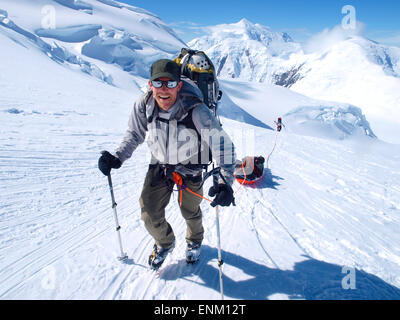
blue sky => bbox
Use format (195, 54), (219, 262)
(118, 0), (400, 45)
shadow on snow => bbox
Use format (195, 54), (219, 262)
(160, 245), (400, 300)
(236, 168), (284, 190)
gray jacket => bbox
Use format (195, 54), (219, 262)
(115, 79), (236, 185)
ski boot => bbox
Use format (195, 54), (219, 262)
(148, 242), (175, 270)
(186, 241), (201, 264)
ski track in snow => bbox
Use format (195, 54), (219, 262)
(0, 111), (400, 299)
(1, 99), (400, 299)
(1, 0), (399, 301)
(1, 6), (400, 296)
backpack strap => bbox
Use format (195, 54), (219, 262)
(151, 108), (212, 169)
(177, 109), (212, 168)
(142, 90), (156, 123)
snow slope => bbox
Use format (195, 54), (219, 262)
(0, 0), (186, 90)
(1, 83), (400, 299)
(220, 79), (376, 140)
(1, 1), (400, 300)
(189, 20), (400, 145)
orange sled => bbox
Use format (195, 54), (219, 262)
(234, 156), (265, 185)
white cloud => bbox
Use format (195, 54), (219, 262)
(304, 22), (366, 54)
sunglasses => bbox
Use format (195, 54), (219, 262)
(151, 80), (179, 88)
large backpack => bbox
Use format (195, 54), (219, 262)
(174, 48), (222, 119)
(145, 49), (221, 170)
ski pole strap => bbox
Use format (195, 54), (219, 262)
(212, 169), (219, 189)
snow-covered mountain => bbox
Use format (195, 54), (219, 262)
(288, 36), (400, 145)
(0, 0), (186, 90)
(1, 1), (400, 300)
(189, 18), (301, 82)
(189, 20), (400, 144)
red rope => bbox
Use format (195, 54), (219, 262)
(172, 126), (280, 206)
(266, 131), (279, 169)
(171, 172), (213, 206)
(234, 161), (247, 195)
(185, 187), (213, 203)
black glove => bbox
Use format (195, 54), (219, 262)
(208, 183), (235, 207)
(98, 151), (121, 176)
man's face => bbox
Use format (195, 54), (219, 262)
(149, 77), (183, 111)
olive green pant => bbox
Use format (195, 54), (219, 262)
(139, 167), (204, 249)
